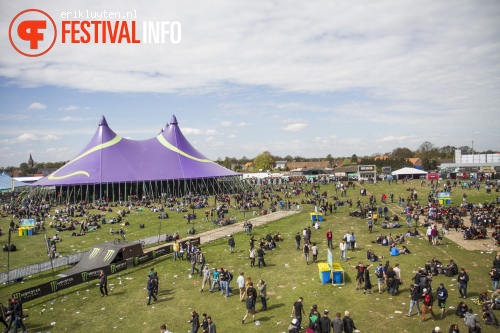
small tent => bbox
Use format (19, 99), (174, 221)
(0, 172), (29, 192)
(391, 167), (428, 180)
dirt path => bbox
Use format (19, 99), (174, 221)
(146, 210), (299, 252)
(444, 230), (498, 251)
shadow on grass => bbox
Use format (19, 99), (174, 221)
(265, 303), (284, 310)
(255, 315), (274, 322)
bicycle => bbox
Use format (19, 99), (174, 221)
(114, 232), (126, 245)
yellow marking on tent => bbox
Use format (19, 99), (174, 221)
(156, 135), (212, 162)
(89, 248), (100, 259)
(103, 250), (115, 262)
(48, 135), (122, 180)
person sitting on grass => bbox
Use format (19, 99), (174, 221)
(109, 227), (115, 235)
(455, 301), (468, 318)
(390, 244), (399, 256)
(400, 245), (411, 254)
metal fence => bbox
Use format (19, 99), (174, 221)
(0, 209), (301, 284)
(0, 252), (84, 284)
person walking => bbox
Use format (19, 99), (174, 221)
(188, 310), (200, 333)
(458, 268), (469, 299)
(342, 311), (357, 333)
(173, 240), (180, 261)
(367, 216), (373, 233)
(242, 294), (256, 324)
(200, 264), (211, 292)
(291, 297), (306, 330)
(339, 240), (347, 261)
(206, 316), (216, 333)
(191, 253), (200, 275)
(421, 288), (436, 322)
(406, 284), (421, 317)
(99, 269), (108, 297)
(295, 232), (301, 250)
(312, 242), (319, 262)
(228, 235), (236, 253)
(350, 232), (356, 251)
(11, 297), (26, 333)
(326, 230), (333, 249)
(319, 310), (331, 333)
(237, 272), (246, 302)
(257, 246), (266, 268)
(146, 275), (158, 305)
(0, 301), (8, 331)
(436, 283), (449, 318)
(303, 242), (310, 265)
(331, 312), (344, 333)
(249, 246), (257, 267)
(257, 279), (267, 311)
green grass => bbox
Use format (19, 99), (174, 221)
(0, 180), (498, 333)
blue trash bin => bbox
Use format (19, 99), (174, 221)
(333, 271), (342, 284)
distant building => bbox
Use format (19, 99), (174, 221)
(438, 150), (500, 179)
(28, 153), (35, 168)
(275, 161), (287, 169)
(286, 161), (331, 170)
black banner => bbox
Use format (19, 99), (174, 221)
(12, 283), (53, 303)
(133, 252), (154, 266)
(152, 245), (171, 259)
(13, 236), (199, 301)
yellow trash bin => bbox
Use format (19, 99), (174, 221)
(18, 227), (24, 236)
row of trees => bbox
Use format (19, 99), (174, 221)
(1, 161), (68, 177)
(215, 142), (496, 171)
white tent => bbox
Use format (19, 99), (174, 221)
(391, 167), (428, 179)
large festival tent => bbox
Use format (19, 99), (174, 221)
(0, 172), (29, 193)
(32, 115), (243, 202)
(391, 167), (428, 180)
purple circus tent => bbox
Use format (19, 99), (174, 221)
(32, 115), (241, 200)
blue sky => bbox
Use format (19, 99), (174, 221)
(1, 1), (499, 167)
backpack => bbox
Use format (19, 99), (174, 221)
(246, 297), (255, 309)
(376, 267), (384, 278)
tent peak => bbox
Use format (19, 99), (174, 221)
(170, 115), (178, 125)
(99, 116), (108, 126)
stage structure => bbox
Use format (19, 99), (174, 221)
(32, 115), (246, 203)
(358, 165), (376, 181)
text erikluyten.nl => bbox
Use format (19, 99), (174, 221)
(61, 10), (137, 20)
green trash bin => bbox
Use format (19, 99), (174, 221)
(23, 229), (28, 236)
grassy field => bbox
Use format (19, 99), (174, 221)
(0, 179), (498, 333)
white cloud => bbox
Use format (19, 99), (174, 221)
(42, 134), (60, 141)
(237, 122), (247, 127)
(58, 105), (81, 111)
(284, 123), (307, 132)
(228, 134), (237, 138)
(182, 127), (203, 135)
(380, 135), (417, 143)
(0, 133), (60, 144)
(15, 133), (36, 142)
(59, 116), (84, 122)
(221, 121), (232, 127)
(28, 102), (47, 110)
(205, 129), (217, 135)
